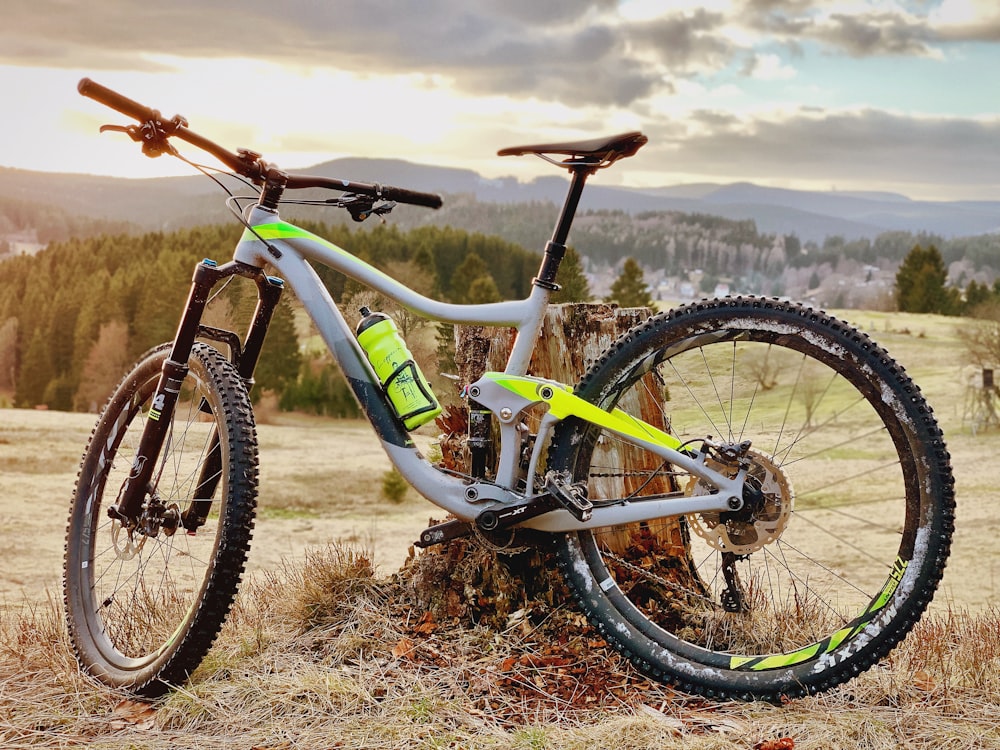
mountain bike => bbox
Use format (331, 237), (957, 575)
(64, 78), (955, 702)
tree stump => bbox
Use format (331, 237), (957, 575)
(401, 303), (689, 629)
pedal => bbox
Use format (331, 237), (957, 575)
(544, 472), (593, 523)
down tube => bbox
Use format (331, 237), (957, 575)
(258, 245), (476, 515)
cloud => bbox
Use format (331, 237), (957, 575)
(737, 1), (996, 58)
(818, 13), (940, 57)
(626, 9), (733, 71)
(4, 0), (999, 200)
(741, 52), (797, 79)
(1, 1), (677, 107)
(643, 107), (1000, 191)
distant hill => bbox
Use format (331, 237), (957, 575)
(2, 159), (999, 245)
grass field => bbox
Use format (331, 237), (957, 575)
(0, 410), (435, 605)
(1, 307), (999, 748)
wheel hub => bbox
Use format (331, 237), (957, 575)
(686, 450), (793, 554)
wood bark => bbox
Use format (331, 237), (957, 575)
(403, 303), (690, 627)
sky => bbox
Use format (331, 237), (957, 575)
(1, 0), (999, 201)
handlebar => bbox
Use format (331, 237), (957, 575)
(77, 77), (443, 210)
(78, 78), (157, 122)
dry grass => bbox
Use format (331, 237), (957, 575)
(3, 544), (1000, 749)
(2, 309), (1000, 747)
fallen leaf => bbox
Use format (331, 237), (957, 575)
(392, 637), (416, 659)
(506, 608), (528, 628)
(912, 669), (936, 692)
(414, 612), (437, 634)
(110, 699), (156, 731)
(754, 738), (795, 750)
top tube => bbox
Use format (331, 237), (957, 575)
(234, 205), (554, 375)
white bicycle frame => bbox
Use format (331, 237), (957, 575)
(234, 203), (748, 533)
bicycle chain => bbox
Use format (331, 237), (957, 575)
(471, 520), (532, 555)
(589, 470), (686, 479)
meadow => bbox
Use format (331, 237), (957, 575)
(1, 308), (999, 748)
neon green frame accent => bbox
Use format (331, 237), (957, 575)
(482, 372), (683, 452)
(241, 221), (400, 285)
(241, 222), (310, 241)
(485, 375), (913, 674)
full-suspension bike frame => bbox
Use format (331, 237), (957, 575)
(112, 163), (751, 541)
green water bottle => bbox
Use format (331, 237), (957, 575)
(356, 307), (442, 430)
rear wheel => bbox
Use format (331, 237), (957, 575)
(64, 343), (257, 696)
(548, 297), (954, 700)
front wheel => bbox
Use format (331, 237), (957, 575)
(547, 297), (954, 701)
(64, 342), (258, 696)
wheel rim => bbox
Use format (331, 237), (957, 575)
(571, 323), (924, 667)
(77, 362), (228, 669)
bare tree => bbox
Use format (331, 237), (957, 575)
(0, 317), (18, 393)
(796, 360), (829, 428)
(74, 321), (131, 412)
(958, 300), (1000, 370)
(743, 348), (780, 391)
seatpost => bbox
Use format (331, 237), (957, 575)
(533, 163), (594, 291)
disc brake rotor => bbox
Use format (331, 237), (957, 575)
(111, 519), (147, 560)
(686, 450), (793, 554)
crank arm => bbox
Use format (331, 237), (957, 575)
(413, 494), (556, 547)
(415, 518), (473, 548)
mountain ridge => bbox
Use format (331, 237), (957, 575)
(2, 158), (998, 243)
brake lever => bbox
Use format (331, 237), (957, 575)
(98, 113), (186, 159)
(99, 123), (139, 138)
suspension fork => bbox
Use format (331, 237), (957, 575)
(181, 267), (284, 531)
(112, 258), (281, 528)
(174, 267), (282, 531)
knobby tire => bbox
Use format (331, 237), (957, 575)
(548, 296), (954, 701)
(64, 343), (258, 696)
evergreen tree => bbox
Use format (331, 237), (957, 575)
(605, 257), (654, 308)
(0, 220), (540, 413)
(466, 275), (502, 305)
(16, 328), (50, 407)
(895, 244), (960, 315)
(964, 279), (993, 313)
(412, 245), (438, 291)
(435, 320), (457, 379)
(551, 246), (592, 303)
(449, 253), (492, 303)
(0, 317), (18, 392)
(252, 296), (302, 399)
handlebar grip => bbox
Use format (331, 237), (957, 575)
(78, 78), (157, 122)
(379, 185), (443, 209)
